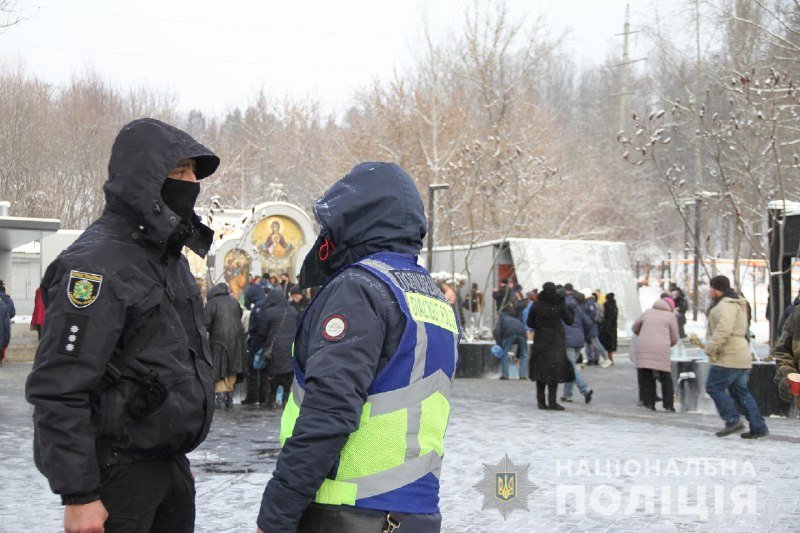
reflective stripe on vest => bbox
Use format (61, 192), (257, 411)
(278, 254), (458, 507)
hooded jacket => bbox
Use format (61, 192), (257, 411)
(564, 295), (592, 348)
(0, 298), (9, 349)
(631, 299), (679, 372)
(0, 290), (15, 319)
(705, 293), (751, 369)
(250, 288), (298, 376)
(25, 118), (219, 504)
(258, 162), (437, 532)
(204, 283), (246, 380)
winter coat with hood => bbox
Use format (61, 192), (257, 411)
(204, 282), (246, 380)
(25, 118), (218, 504)
(705, 292), (751, 369)
(564, 295), (593, 348)
(258, 162), (443, 533)
(631, 299), (679, 372)
(0, 288), (15, 320)
(0, 298), (9, 349)
(527, 285), (575, 383)
(250, 288), (298, 376)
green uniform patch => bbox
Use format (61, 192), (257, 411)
(67, 270), (103, 308)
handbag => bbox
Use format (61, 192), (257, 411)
(252, 347), (268, 371)
(252, 305), (289, 372)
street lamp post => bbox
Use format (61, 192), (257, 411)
(426, 184), (449, 272)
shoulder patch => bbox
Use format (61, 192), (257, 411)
(321, 313), (349, 342)
(67, 270), (103, 308)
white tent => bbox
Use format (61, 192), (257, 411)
(429, 238), (641, 331)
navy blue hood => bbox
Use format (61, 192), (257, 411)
(243, 284), (267, 309)
(299, 162), (427, 288)
(265, 288), (288, 308)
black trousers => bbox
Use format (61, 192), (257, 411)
(297, 503), (441, 533)
(638, 368), (674, 410)
(245, 367), (270, 403)
(268, 372), (294, 406)
(100, 455), (195, 533)
(536, 380), (558, 407)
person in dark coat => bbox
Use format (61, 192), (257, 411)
(243, 283), (270, 404)
(599, 293), (619, 363)
(25, 118), (218, 531)
(0, 297), (9, 366)
(250, 288), (298, 408)
(204, 282), (246, 408)
(0, 280), (14, 364)
(0, 279), (16, 320)
(527, 282), (575, 410)
(289, 284), (310, 316)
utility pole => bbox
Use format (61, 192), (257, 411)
(426, 184), (449, 271)
(612, 4), (645, 133)
(693, 196), (701, 321)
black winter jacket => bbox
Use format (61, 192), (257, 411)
(257, 162), (434, 532)
(250, 288), (298, 376)
(204, 283), (246, 379)
(25, 118), (219, 504)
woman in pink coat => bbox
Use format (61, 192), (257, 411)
(632, 298), (679, 411)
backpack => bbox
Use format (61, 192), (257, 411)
(594, 302), (604, 324)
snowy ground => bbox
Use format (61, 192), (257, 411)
(1, 360), (798, 533)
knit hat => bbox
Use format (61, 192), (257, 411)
(709, 275), (731, 292)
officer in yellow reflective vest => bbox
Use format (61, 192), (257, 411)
(255, 163), (460, 533)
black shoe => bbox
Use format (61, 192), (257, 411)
(499, 376), (509, 380)
(560, 397), (573, 403)
(715, 420), (745, 437)
(519, 376), (528, 380)
(537, 403), (548, 410)
(584, 390), (593, 404)
(643, 404), (656, 411)
(740, 429), (769, 439)
(241, 398), (257, 405)
(664, 407), (676, 413)
(548, 403), (566, 411)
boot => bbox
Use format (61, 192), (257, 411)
(224, 392), (233, 408)
(214, 393), (226, 409)
(536, 381), (548, 409)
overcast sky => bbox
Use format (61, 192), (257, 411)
(0, 0), (648, 116)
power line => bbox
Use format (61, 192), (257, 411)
(17, 2), (406, 40)
(0, 40), (400, 71)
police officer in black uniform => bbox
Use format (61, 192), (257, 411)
(26, 118), (219, 533)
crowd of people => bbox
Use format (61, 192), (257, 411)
(483, 279), (619, 410)
(204, 273), (311, 409)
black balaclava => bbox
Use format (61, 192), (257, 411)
(161, 179), (200, 224)
(160, 179), (200, 252)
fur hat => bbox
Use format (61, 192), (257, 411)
(709, 275), (731, 292)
